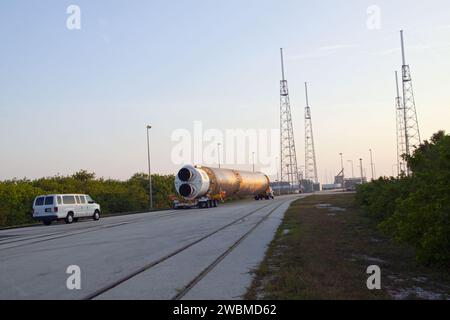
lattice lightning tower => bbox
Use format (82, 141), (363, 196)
(395, 71), (407, 175)
(400, 30), (421, 175)
(279, 48), (300, 191)
(304, 82), (318, 183)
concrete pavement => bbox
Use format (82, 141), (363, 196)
(0, 195), (303, 300)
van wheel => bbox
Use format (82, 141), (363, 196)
(65, 213), (74, 224)
(93, 210), (100, 221)
(43, 220), (52, 226)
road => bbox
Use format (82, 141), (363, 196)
(0, 195), (303, 300)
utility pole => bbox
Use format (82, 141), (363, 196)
(146, 125), (153, 210)
(279, 48), (300, 193)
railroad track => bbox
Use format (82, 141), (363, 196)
(83, 198), (292, 300)
(172, 199), (287, 300)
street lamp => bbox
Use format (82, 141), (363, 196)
(347, 160), (354, 178)
(392, 164), (398, 177)
(217, 143), (222, 168)
(252, 152), (255, 173)
(369, 149), (375, 181)
(339, 153), (345, 190)
(359, 158), (364, 184)
(393, 163), (400, 178)
(275, 157), (281, 196)
(146, 125), (153, 210)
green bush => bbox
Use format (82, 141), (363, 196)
(356, 177), (414, 222)
(0, 171), (176, 228)
(357, 131), (450, 267)
(0, 180), (44, 226)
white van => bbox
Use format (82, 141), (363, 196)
(32, 194), (101, 225)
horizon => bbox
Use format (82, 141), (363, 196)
(1, 0), (450, 183)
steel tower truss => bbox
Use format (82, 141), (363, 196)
(279, 48), (300, 191)
(304, 82), (318, 183)
(395, 71), (407, 175)
(400, 30), (421, 174)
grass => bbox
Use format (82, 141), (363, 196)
(245, 193), (450, 300)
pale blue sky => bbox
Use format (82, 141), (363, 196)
(1, 0), (449, 181)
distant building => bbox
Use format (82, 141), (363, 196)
(322, 183), (341, 191)
(299, 179), (321, 193)
(334, 175), (344, 186)
(271, 181), (300, 194)
(334, 175), (367, 191)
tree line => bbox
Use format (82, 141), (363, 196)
(356, 131), (449, 267)
(0, 171), (175, 227)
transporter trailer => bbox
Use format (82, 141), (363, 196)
(171, 165), (274, 209)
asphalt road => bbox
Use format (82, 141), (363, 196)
(0, 194), (304, 300)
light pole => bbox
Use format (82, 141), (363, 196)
(339, 153), (345, 190)
(252, 152), (255, 172)
(392, 164), (400, 178)
(275, 157), (281, 195)
(217, 143), (222, 168)
(146, 125), (153, 210)
(359, 158), (364, 184)
(347, 160), (354, 178)
(369, 149), (374, 181)
(392, 164), (398, 177)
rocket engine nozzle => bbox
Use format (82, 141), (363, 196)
(178, 183), (194, 197)
(174, 165), (211, 200)
(177, 168), (192, 182)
